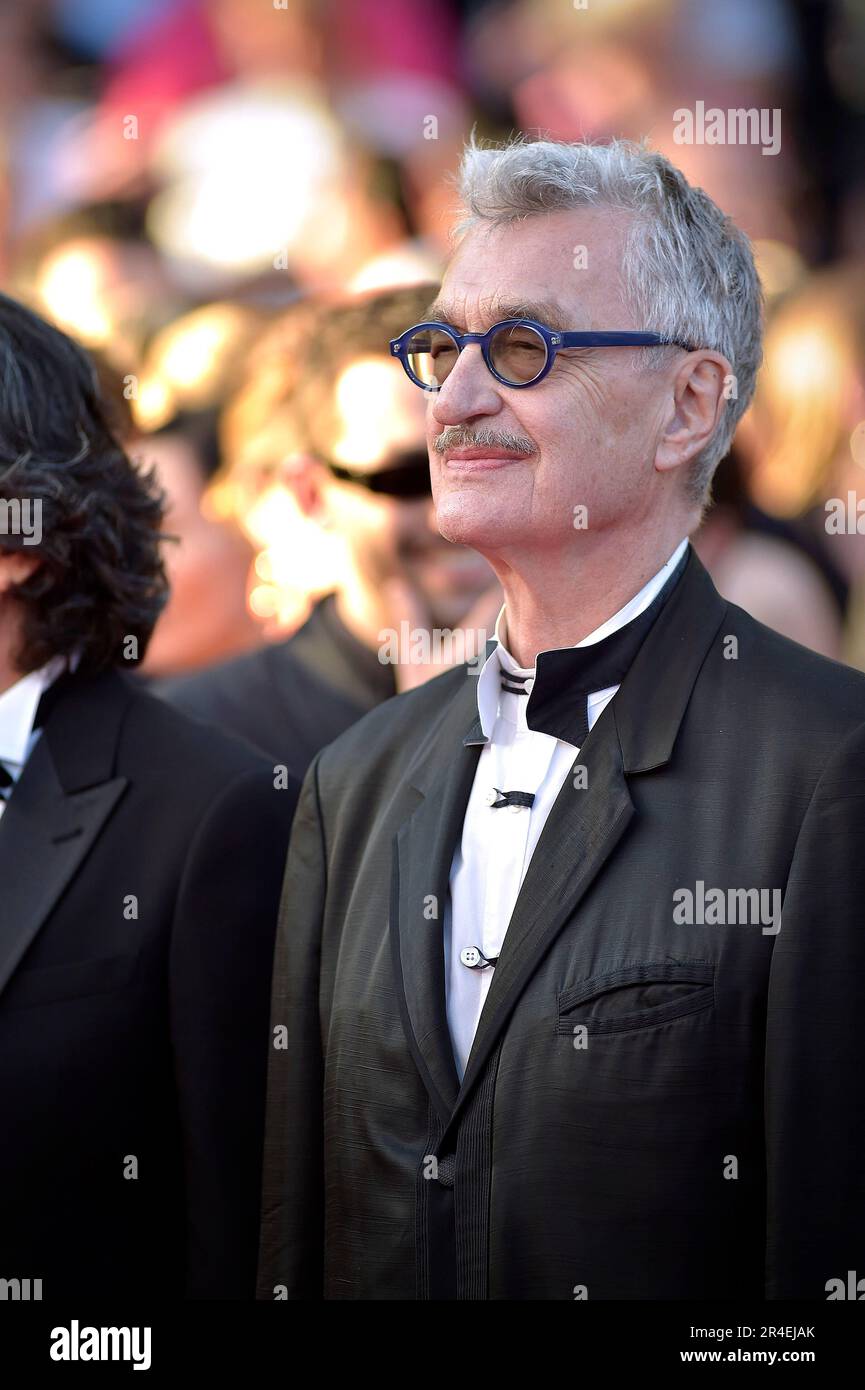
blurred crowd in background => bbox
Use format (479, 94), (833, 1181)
(2, 0), (865, 691)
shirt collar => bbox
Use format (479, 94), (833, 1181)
(0, 656), (68, 771)
(476, 538), (689, 739)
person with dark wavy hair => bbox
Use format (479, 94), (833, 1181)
(0, 292), (299, 1299)
(0, 291), (168, 676)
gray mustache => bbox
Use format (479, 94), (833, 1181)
(432, 427), (536, 457)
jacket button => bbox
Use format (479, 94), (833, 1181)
(436, 1154), (456, 1188)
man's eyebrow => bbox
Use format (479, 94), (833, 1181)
(423, 299), (571, 331)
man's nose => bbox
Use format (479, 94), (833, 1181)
(430, 343), (502, 427)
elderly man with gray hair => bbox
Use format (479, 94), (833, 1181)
(259, 138), (865, 1301)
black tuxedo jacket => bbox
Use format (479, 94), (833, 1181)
(0, 669), (298, 1299)
(258, 548), (865, 1301)
(159, 596), (397, 775)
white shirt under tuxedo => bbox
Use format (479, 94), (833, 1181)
(444, 538), (689, 1079)
(0, 658), (66, 823)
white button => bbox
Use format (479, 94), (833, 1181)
(484, 788), (498, 806)
(509, 802), (523, 814)
(525, 677), (534, 693)
(460, 947), (483, 968)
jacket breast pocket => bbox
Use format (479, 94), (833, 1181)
(4, 951), (139, 1010)
(556, 959), (715, 1036)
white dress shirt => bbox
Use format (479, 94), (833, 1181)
(0, 657), (67, 822)
(444, 538), (689, 1079)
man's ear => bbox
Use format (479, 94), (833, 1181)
(655, 352), (730, 476)
(0, 550), (41, 594)
(279, 453), (328, 520)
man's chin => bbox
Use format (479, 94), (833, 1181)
(434, 507), (512, 556)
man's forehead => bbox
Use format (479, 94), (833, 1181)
(424, 292), (574, 331)
(432, 208), (631, 330)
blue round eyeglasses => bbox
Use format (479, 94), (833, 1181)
(389, 318), (697, 391)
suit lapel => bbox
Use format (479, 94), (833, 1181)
(0, 670), (132, 1000)
(391, 671), (485, 1122)
(447, 548), (729, 1131)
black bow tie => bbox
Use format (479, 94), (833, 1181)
(0, 668), (75, 801)
(32, 668), (76, 730)
(522, 546), (690, 747)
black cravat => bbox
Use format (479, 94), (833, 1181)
(500, 670), (530, 696)
(0, 762), (13, 800)
(524, 546), (689, 746)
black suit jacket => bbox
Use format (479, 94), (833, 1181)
(0, 669), (298, 1299)
(258, 548), (865, 1300)
(159, 596), (397, 774)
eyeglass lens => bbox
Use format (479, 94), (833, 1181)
(405, 323), (549, 387)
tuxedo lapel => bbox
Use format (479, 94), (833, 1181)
(391, 671), (484, 1123)
(0, 670), (132, 1000)
(448, 548), (728, 1129)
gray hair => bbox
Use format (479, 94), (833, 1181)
(454, 136), (763, 507)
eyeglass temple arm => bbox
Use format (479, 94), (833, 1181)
(556, 331), (695, 350)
